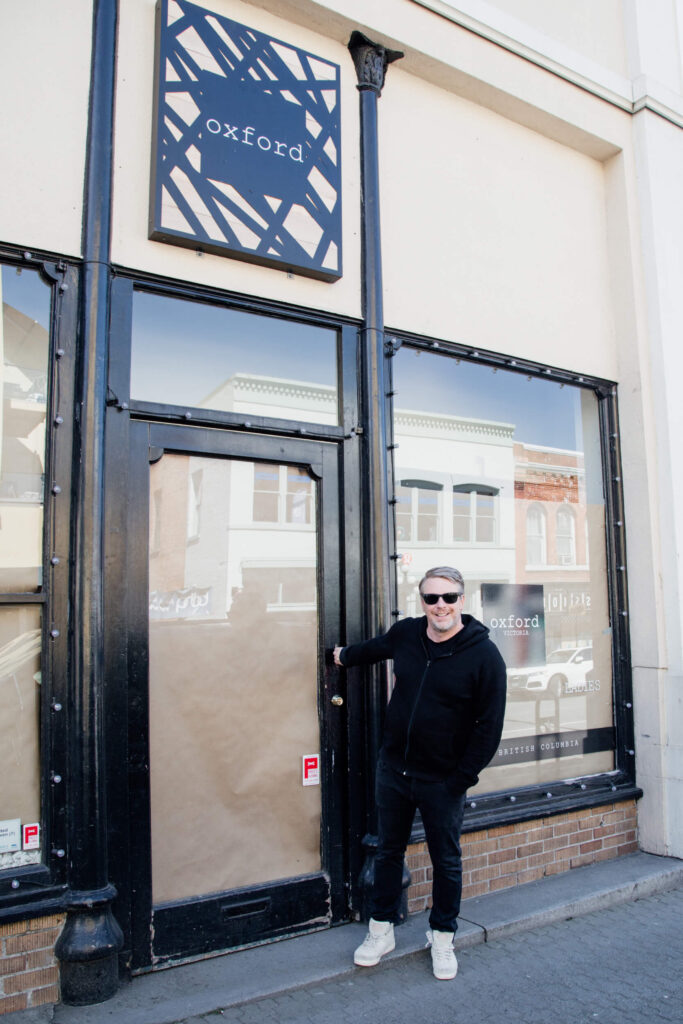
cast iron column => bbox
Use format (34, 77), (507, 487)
(54, 0), (123, 1004)
(348, 31), (407, 920)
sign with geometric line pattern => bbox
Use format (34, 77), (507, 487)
(150, 0), (342, 281)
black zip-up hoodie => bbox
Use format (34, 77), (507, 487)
(339, 614), (507, 794)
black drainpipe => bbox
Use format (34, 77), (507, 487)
(348, 31), (405, 920)
(54, 0), (123, 1005)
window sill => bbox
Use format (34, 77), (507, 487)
(0, 864), (67, 923)
(398, 541), (501, 547)
(409, 776), (641, 843)
(247, 522), (316, 531)
(524, 564), (589, 572)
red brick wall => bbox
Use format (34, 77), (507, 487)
(0, 914), (63, 1015)
(406, 799), (638, 914)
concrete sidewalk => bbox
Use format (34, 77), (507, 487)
(11, 851), (683, 1024)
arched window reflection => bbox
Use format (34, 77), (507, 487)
(526, 504), (546, 565)
(556, 505), (576, 565)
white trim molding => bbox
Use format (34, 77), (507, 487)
(412, 0), (683, 129)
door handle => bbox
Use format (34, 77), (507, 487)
(331, 694), (344, 706)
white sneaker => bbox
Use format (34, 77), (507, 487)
(353, 918), (395, 966)
(426, 929), (458, 980)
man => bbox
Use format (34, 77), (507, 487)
(333, 567), (506, 980)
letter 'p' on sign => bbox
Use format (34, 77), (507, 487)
(22, 823), (40, 850)
(302, 754), (320, 787)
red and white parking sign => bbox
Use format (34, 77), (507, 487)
(302, 754), (320, 787)
(22, 823), (40, 850)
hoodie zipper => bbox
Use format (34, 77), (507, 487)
(404, 655), (430, 766)
(403, 634), (457, 768)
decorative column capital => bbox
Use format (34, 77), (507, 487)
(348, 31), (403, 95)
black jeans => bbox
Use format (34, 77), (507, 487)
(371, 761), (467, 933)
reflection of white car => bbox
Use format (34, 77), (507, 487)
(507, 646), (593, 699)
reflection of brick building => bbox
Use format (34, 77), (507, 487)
(514, 442), (592, 649)
(514, 442), (588, 575)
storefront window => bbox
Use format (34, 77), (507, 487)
(148, 454), (320, 901)
(0, 263), (50, 867)
(392, 346), (615, 794)
(131, 291), (338, 425)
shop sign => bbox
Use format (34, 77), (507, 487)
(150, 0), (342, 281)
(493, 726), (614, 766)
(481, 583), (546, 668)
(545, 587), (592, 614)
(0, 819), (21, 854)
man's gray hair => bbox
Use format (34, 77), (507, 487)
(418, 566), (465, 594)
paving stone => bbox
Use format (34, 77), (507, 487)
(209, 887), (683, 1024)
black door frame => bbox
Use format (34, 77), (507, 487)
(104, 274), (367, 972)
(118, 419), (346, 968)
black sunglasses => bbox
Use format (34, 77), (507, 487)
(421, 592), (463, 605)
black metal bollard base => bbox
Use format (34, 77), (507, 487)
(58, 953), (120, 1006)
(55, 892), (123, 1006)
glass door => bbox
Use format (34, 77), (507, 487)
(128, 423), (345, 968)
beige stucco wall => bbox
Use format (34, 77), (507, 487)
(108, 0), (643, 376)
(626, 109), (683, 859)
(380, 64), (619, 379)
(0, 0), (92, 256)
(626, 0), (683, 94)
(111, 0), (362, 317)
(457, 0), (629, 77)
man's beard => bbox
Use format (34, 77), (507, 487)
(431, 615), (455, 632)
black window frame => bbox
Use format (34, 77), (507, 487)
(0, 246), (78, 920)
(385, 330), (639, 833)
(118, 273), (351, 443)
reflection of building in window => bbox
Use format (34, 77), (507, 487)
(391, 407), (515, 604)
(515, 443), (587, 571)
(0, 302), (48, 502)
(240, 565), (316, 613)
(252, 463), (313, 525)
(187, 469), (202, 541)
(556, 505), (576, 565)
(150, 489), (162, 556)
(396, 479), (441, 542)
(453, 484), (498, 543)
(0, 270), (50, 592)
(514, 442), (593, 651)
(526, 504), (547, 565)
(199, 373), (338, 426)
